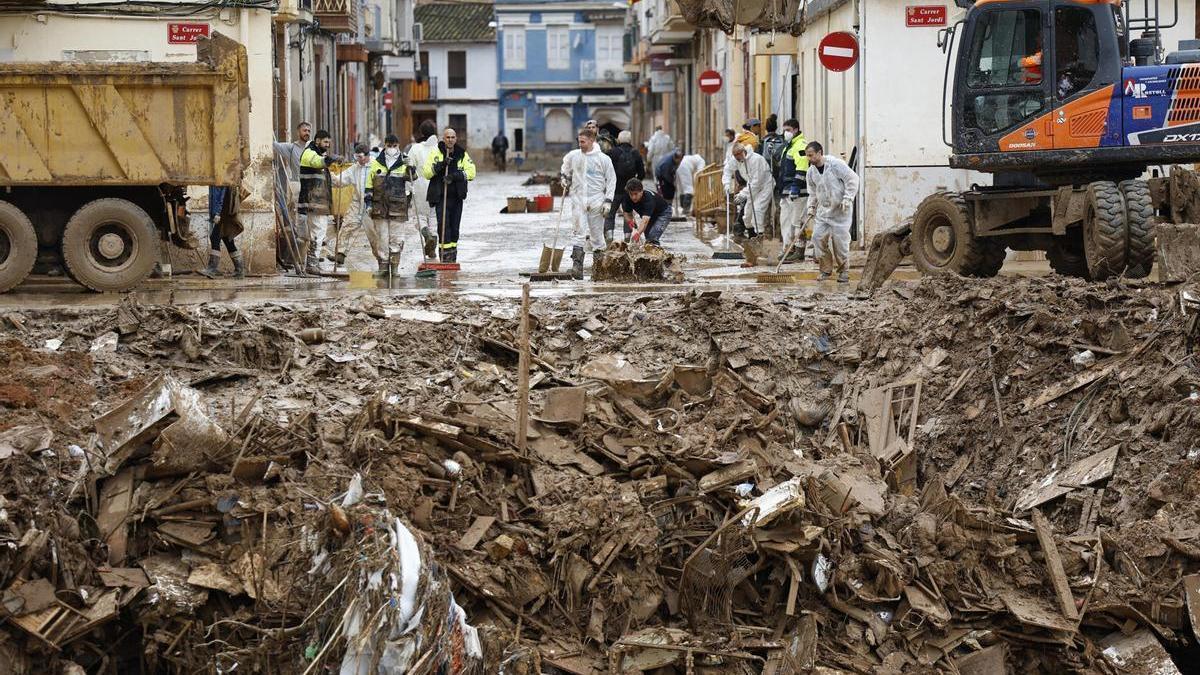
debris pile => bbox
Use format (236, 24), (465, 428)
(1, 274), (1199, 672)
(593, 242), (684, 283)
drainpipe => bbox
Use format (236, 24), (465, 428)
(854, 0), (866, 244)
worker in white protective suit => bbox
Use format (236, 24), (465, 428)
(406, 119), (440, 260)
(646, 126), (672, 179)
(675, 153), (705, 216)
(722, 144), (774, 238)
(559, 127), (617, 278)
(804, 141), (859, 283)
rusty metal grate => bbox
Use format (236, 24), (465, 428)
(679, 510), (758, 631)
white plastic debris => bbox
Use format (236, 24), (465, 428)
(340, 473), (364, 508)
(442, 459), (462, 477)
(43, 338), (62, 351)
(90, 331), (118, 353)
(1071, 350), (1096, 368)
(734, 483), (755, 497)
(812, 554), (833, 593)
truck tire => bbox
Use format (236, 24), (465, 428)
(1120, 179), (1155, 279)
(0, 201), (38, 293)
(1082, 181), (1127, 280)
(62, 199), (159, 292)
(911, 191), (1005, 277)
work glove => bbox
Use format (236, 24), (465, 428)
(432, 161), (446, 176)
(734, 191), (748, 205)
(559, 173), (572, 190)
(601, 200), (612, 215)
(327, 155), (344, 165)
(840, 197), (853, 211)
(364, 189), (373, 206)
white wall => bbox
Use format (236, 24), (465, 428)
(438, 103), (500, 155)
(424, 42), (497, 101)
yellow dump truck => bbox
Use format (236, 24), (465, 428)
(0, 33), (249, 292)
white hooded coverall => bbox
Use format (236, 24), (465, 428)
(722, 148), (775, 234)
(406, 135), (438, 224)
(333, 163), (402, 268)
(560, 145), (616, 251)
(805, 156), (860, 274)
(676, 154), (705, 197)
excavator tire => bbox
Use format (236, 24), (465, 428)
(0, 200), (38, 293)
(910, 191), (1004, 278)
(1120, 179), (1155, 279)
(1082, 181), (1127, 280)
(1046, 231), (1091, 280)
(62, 198), (159, 292)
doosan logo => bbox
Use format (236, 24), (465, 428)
(1164, 133), (1200, 142)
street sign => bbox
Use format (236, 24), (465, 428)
(383, 91), (393, 110)
(818, 32), (859, 72)
(167, 22), (210, 45)
(906, 5), (948, 27)
(698, 70), (722, 95)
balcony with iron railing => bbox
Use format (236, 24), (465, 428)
(314, 0), (358, 34)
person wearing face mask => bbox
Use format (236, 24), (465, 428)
(407, 120), (440, 260)
(329, 144), (393, 274)
(560, 127), (616, 278)
(778, 119), (810, 263)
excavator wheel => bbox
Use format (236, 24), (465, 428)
(1046, 231), (1091, 280)
(910, 191), (1005, 278)
(1120, 179), (1155, 279)
(1082, 181), (1127, 280)
(0, 200), (38, 293)
(62, 198), (159, 292)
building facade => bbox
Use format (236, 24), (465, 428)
(495, 0), (632, 167)
(413, 2), (498, 156)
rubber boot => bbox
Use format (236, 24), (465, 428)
(592, 250), (605, 276)
(231, 250), (245, 279)
(377, 260), (389, 276)
(570, 245), (585, 279)
(421, 227), (437, 260)
(305, 251), (321, 276)
(199, 251), (221, 278)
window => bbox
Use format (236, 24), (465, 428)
(544, 108), (574, 143)
(506, 108), (525, 152)
(964, 9), (1046, 135)
(595, 28), (623, 72)
(967, 9), (1042, 88)
(448, 50), (467, 89)
(1055, 7), (1099, 100)
(547, 27), (570, 70)
(449, 114), (467, 143)
(418, 50), (430, 78)
(504, 27), (526, 70)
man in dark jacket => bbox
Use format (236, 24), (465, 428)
(491, 132), (509, 172)
(604, 130), (645, 244)
(420, 127), (477, 263)
(655, 149), (682, 204)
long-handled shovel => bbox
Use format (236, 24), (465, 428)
(775, 212), (815, 274)
(539, 184), (570, 273)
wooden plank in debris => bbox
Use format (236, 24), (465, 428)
(516, 283), (532, 453)
(1032, 509), (1079, 623)
(97, 568), (151, 588)
(999, 589), (1077, 635)
(1015, 445), (1118, 512)
(96, 469), (135, 566)
(1021, 362), (1121, 410)
(1185, 575), (1200, 642)
(456, 516), (497, 551)
(609, 390), (653, 428)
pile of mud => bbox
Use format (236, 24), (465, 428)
(1, 273), (1199, 673)
(593, 242), (684, 283)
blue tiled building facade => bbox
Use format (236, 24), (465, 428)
(495, 0), (632, 165)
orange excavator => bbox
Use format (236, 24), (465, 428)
(860, 0), (1200, 291)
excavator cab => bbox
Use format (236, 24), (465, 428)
(947, 0), (1200, 179)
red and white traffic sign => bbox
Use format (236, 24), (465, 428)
(818, 31), (859, 72)
(906, 5), (948, 27)
(168, 22), (210, 45)
(698, 70), (723, 95)
(383, 91), (394, 110)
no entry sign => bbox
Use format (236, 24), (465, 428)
(698, 70), (723, 95)
(818, 31), (859, 72)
